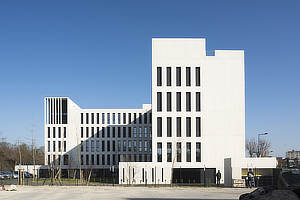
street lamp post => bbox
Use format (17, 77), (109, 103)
(258, 133), (268, 157)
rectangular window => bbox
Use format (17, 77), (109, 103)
(176, 92), (181, 112)
(102, 141), (105, 151)
(107, 141), (110, 151)
(47, 127), (50, 138)
(113, 154), (116, 165)
(53, 141), (56, 152)
(123, 113), (126, 124)
(81, 113), (83, 124)
(97, 154), (99, 165)
(196, 117), (201, 137)
(86, 127), (89, 138)
(167, 142), (172, 162)
(64, 155), (68, 165)
(111, 140), (115, 151)
(167, 67), (171, 86)
(196, 67), (200, 86)
(102, 155), (105, 165)
(118, 127), (121, 138)
(144, 141), (148, 152)
(58, 127), (61, 138)
(186, 92), (191, 112)
(176, 67), (181, 86)
(86, 141), (89, 152)
(167, 117), (172, 137)
(196, 92), (201, 111)
(123, 127), (126, 138)
(113, 113), (115, 124)
(177, 142), (181, 162)
(107, 113), (110, 124)
(81, 127), (83, 138)
(149, 127), (152, 138)
(144, 113), (147, 124)
(91, 155), (94, 165)
(107, 154), (110, 165)
(113, 127), (115, 138)
(139, 140), (142, 152)
(81, 155), (83, 165)
(64, 127), (66, 138)
(128, 127), (132, 138)
(118, 140), (121, 151)
(157, 92), (162, 112)
(86, 155), (89, 165)
(123, 141), (126, 151)
(133, 127), (136, 137)
(157, 117), (162, 137)
(139, 127), (142, 138)
(134, 113), (137, 124)
(186, 142), (191, 162)
(86, 113), (89, 124)
(186, 117), (191, 137)
(177, 117), (181, 137)
(58, 141), (61, 152)
(196, 142), (201, 162)
(96, 140), (99, 152)
(157, 67), (162, 86)
(91, 127), (94, 138)
(91, 113), (94, 124)
(63, 141), (66, 152)
(102, 127), (105, 138)
(97, 127), (99, 138)
(157, 142), (162, 162)
(53, 127), (55, 138)
(150, 113), (152, 124)
(128, 140), (132, 151)
(48, 141), (50, 152)
(118, 113), (121, 124)
(133, 140), (137, 151)
(107, 127), (110, 138)
(128, 113), (131, 124)
(167, 92), (172, 112)
(139, 113), (142, 124)
(97, 113), (99, 124)
(144, 127), (147, 138)
(91, 141), (94, 152)
(186, 67), (191, 86)
(81, 141), (83, 152)
(102, 113), (105, 124)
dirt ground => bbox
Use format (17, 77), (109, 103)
(0, 185), (255, 200)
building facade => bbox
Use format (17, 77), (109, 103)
(44, 38), (276, 186)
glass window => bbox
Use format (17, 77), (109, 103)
(186, 92), (191, 112)
(139, 127), (142, 138)
(196, 67), (200, 86)
(167, 142), (172, 162)
(167, 67), (171, 86)
(91, 113), (94, 124)
(81, 113), (83, 124)
(58, 127), (61, 138)
(47, 127), (50, 138)
(157, 117), (162, 137)
(196, 142), (201, 162)
(157, 67), (162, 86)
(144, 127), (147, 138)
(107, 113), (110, 124)
(177, 117), (181, 137)
(102, 113), (105, 124)
(81, 141), (83, 152)
(144, 141), (148, 152)
(167, 117), (172, 137)
(186, 67), (191, 86)
(176, 67), (181, 86)
(144, 113), (147, 124)
(113, 113), (115, 124)
(118, 140), (121, 151)
(134, 140), (137, 151)
(97, 113), (99, 124)
(86, 113), (89, 124)
(196, 117), (201, 137)
(113, 141), (115, 151)
(107, 141), (110, 151)
(123, 127), (126, 138)
(167, 92), (172, 112)
(128, 140), (132, 151)
(91, 141), (94, 152)
(48, 141), (50, 152)
(177, 142), (181, 162)
(63, 141), (66, 152)
(102, 141), (105, 151)
(139, 140), (142, 151)
(86, 127), (89, 138)
(186, 142), (191, 162)
(53, 141), (56, 152)
(123, 113), (126, 124)
(53, 127), (55, 138)
(196, 92), (201, 111)
(176, 92), (181, 112)
(186, 117), (191, 137)
(139, 113), (142, 124)
(58, 141), (61, 152)
(96, 140), (99, 152)
(86, 141), (89, 152)
(157, 92), (162, 112)
(123, 141), (126, 151)
(118, 113), (121, 124)
(157, 142), (162, 162)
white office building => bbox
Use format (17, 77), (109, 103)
(44, 38), (276, 186)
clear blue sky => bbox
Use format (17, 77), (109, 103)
(0, 0), (299, 157)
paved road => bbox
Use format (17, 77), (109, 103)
(0, 185), (255, 200)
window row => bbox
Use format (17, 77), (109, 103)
(157, 142), (201, 162)
(157, 66), (201, 87)
(80, 112), (152, 125)
(157, 92), (201, 112)
(47, 154), (152, 166)
(80, 126), (152, 139)
(80, 140), (152, 153)
(157, 117), (201, 137)
(122, 166), (164, 183)
(47, 141), (67, 152)
(47, 127), (67, 139)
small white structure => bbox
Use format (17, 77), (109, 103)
(14, 165), (42, 178)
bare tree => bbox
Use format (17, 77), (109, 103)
(245, 138), (271, 157)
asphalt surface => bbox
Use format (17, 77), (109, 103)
(0, 185), (255, 200)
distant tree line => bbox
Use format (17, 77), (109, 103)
(0, 132), (44, 171)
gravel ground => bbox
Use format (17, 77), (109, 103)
(0, 185), (255, 200)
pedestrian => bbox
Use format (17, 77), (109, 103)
(216, 170), (221, 186)
(247, 169), (254, 188)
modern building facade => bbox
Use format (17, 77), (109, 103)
(44, 38), (276, 186)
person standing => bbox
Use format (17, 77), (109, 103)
(216, 170), (221, 186)
(247, 169), (254, 188)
